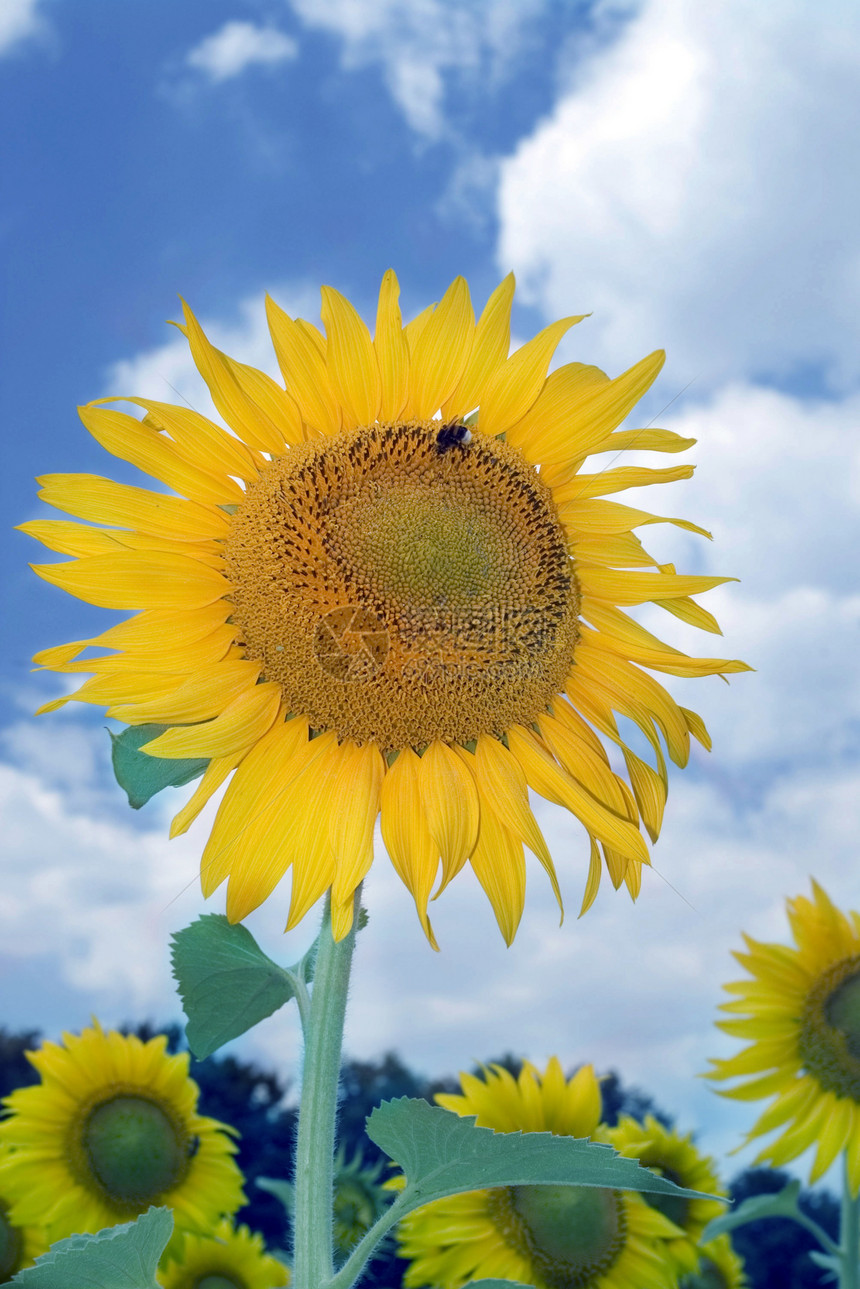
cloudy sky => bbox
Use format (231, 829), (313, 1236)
(3, 0), (859, 1190)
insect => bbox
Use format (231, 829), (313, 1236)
(435, 422), (472, 454)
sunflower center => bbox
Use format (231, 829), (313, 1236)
(798, 955), (860, 1100)
(195, 1277), (243, 1289)
(81, 1095), (189, 1208)
(226, 421), (579, 751)
(0, 1204), (23, 1282)
(679, 1257), (727, 1289)
(489, 1184), (624, 1289)
(641, 1164), (689, 1229)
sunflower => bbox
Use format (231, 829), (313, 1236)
(0, 1190), (46, 1284)
(605, 1114), (725, 1275)
(707, 881), (860, 1192)
(679, 1235), (747, 1289)
(23, 273), (747, 944)
(158, 1218), (288, 1289)
(0, 1023), (245, 1242)
(397, 1059), (681, 1289)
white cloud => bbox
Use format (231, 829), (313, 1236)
(0, 0), (48, 56)
(186, 21), (298, 83)
(285, 0), (546, 137)
(497, 0), (860, 391)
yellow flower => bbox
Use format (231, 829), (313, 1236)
(707, 881), (860, 1193)
(397, 1059), (682, 1289)
(679, 1235), (747, 1289)
(23, 273), (747, 943)
(158, 1218), (288, 1289)
(0, 1189), (46, 1282)
(0, 1024), (244, 1242)
(605, 1114), (725, 1275)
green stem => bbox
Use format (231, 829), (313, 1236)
(840, 1152), (860, 1289)
(326, 1193), (409, 1289)
(292, 892), (359, 1289)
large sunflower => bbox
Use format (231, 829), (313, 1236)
(707, 882), (860, 1191)
(158, 1218), (288, 1289)
(0, 1024), (244, 1241)
(23, 273), (747, 943)
(397, 1059), (681, 1289)
(605, 1114), (725, 1275)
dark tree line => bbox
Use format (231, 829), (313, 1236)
(0, 1026), (839, 1287)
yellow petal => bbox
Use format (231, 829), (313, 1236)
(419, 741), (479, 894)
(473, 735), (557, 896)
(109, 660), (262, 724)
(19, 520), (143, 559)
(141, 683), (281, 758)
(225, 733), (336, 923)
(578, 835), (602, 917)
(574, 643), (692, 766)
(558, 496), (712, 540)
(622, 747), (666, 843)
(658, 595), (724, 635)
(33, 604), (232, 670)
(408, 277), (474, 419)
(624, 857), (642, 899)
(682, 706), (712, 750)
(513, 350), (666, 465)
(180, 301), (300, 451)
(507, 724), (650, 867)
(478, 315), (584, 438)
(112, 398), (263, 479)
(45, 623), (237, 674)
(467, 785), (525, 946)
(380, 748), (440, 949)
(443, 274), (514, 419)
(31, 552), (230, 610)
(200, 716), (309, 896)
(284, 735), (345, 930)
(587, 427), (697, 455)
(539, 711), (635, 821)
(508, 362), (608, 461)
(321, 285), (382, 426)
(265, 294), (341, 436)
(36, 474), (230, 540)
(372, 269), (410, 422)
(553, 463), (694, 503)
(577, 567), (735, 605)
(79, 404), (243, 503)
(170, 750), (247, 838)
(330, 741), (385, 933)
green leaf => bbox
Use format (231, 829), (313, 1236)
(171, 915), (301, 1059)
(366, 1099), (722, 1215)
(109, 724), (208, 809)
(256, 1177), (294, 1216)
(808, 1250), (841, 1274)
(701, 1180), (803, 1243)
(11, 1206), (172, 1288)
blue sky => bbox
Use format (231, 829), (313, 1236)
(3, 0), (860, 1190)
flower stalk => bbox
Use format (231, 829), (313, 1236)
(291, 893), (359, 1289)
(840, 1152), (860, 1289)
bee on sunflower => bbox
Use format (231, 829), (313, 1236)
(22, 273), (746, 945)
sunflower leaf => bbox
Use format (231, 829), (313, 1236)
(366, 1098), (723, 1210)
(109, 724), (208, 809)
(11, 1205), (172, 1288)
(171, 914), (299, 1059)
(701, 1180), (804, 1242)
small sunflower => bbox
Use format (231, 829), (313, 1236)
(707, 881), (860, 1192)
(0, 1024), (245, 1242)
(23, 273), (747, 944)
(397, 1059), (681, 1289)
(605, 1114), (725, 1275)
(0, 1190), (46, 1284)
(679, 1235), (747, 1289)
(158, 1218), (288, 1289)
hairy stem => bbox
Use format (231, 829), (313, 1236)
(292, 892), (358, 1289)
(841, 1152), (860, 1289)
